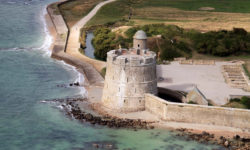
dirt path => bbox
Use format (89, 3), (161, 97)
(65, 0), (116, 72)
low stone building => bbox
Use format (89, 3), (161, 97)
(102, 30), (157, 112)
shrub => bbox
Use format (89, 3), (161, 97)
(192, 28), (250, 57)
(188, 101), (197, 104)
(241, 96), (250, 109)
(229, 98), (241, 103)
(92, 27), (116, 60)
(227, 97), (250, 109)
(160, 42), (182, 60)
(101, 67), (106, 78)
(78, 48), (85, 55)
(92, 27), (130, 60)
(242, 64), (250, 80)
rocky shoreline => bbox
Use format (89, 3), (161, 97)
(70, 102), (155, 129)
(44, 97), (155, 129)
(175, 128), (250, 150)
(42, 96), (250, 149)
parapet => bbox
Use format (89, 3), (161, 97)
(107, 49), (156, 66)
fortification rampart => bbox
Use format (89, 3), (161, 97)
(102, 49), (157, 112)
(145, 94), (250, 131)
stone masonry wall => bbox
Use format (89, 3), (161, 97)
(145, 94), (250, 131)
(47, 2), (68, 53)
(133, 39), (147, 50)
(102, 49), (157, 112)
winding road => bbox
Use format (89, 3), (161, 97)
(65, 0), (116, 72)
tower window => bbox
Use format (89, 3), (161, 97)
(138, 44), (140, 48)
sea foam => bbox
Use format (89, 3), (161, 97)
(39, 6), (87, 98)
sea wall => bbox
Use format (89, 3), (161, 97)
(47, 2), (68, 53)
(47, 1), (106, 73)
(46, 1), (104, 85)
(145, 94), (250, 131)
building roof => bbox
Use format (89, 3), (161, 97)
(133, 30), (147, 40)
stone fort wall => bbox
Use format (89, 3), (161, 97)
(145, 94), (250, 131)
(102, 49), (157, 112)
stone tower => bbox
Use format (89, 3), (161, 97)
(133, 30), (147, 50)
(101, 30), (157, 112)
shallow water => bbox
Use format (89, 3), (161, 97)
(85, 32), (95, 59)
(0, 0), (225, 149)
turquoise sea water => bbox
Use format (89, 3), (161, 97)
(0, 0), (225, 149)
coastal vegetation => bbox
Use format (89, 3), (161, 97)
(100, 67), (106, 78)
(224, 97), (250, 109)
(91, 24), (250, 61)
(57, 0), (250, 71)
(58, 0), (103, 27)
(192, 28), (250, 57)
(92, 27), (129, 60)
(243, 64), (250, 80)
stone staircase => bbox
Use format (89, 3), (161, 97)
(222, 65), (249, 90)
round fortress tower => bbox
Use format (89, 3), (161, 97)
(102, 31), (157, 112)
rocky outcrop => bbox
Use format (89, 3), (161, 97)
(176, 128), (250, 149)
(44, 97), (155, 129)
(69, 103), (154, 129)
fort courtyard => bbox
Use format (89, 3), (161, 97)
(158, 61), (250, 105)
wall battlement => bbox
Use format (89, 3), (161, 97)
(107, 49), (156, 66)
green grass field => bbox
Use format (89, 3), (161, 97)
(86, 0), (129, 26)
(134, 0), (250, 13)
(86, 0), (250, 27)
(59, 0), (103, 27)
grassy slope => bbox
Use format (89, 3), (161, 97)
(86, 0), (250, 31)
(58, 0), (103, 27)
(86, 0), (130, 26)
(137, 0), (250, 13)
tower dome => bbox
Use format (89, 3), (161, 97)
(133, 30), (147, 50)
(133, 30), (147, 40)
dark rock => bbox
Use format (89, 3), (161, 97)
(234, 135), (241, 140)
(242, 138), (250, 142)
(85, 113), (93, 121)
(74, 82), (80, 86)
